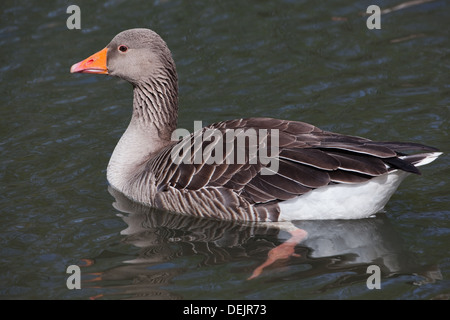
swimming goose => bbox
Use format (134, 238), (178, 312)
(71, 28), (441, 222)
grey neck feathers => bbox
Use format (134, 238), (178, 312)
(107, 67), (178, 193)
(133, 70), (178, 142)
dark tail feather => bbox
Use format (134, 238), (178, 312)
(384, 157), (422, 175)
(385, 151), (442, 175)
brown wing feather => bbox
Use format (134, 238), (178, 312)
(146, 117), (437, 211)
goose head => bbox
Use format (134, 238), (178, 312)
(70, 28), (177, 86)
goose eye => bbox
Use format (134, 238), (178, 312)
(118, 45), (128, 53)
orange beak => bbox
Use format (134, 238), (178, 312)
(70, 47), (108, 74)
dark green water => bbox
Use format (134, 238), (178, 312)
(1, 0), (449, 300)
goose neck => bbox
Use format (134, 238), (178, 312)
(132, 77), (178, 141)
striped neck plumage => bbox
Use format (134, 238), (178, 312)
(132, 74), (178, 142)
(107, 71), (178, 193)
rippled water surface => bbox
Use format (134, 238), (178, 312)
(1, 0), (449, 300)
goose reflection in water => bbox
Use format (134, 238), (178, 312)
(82, 187), (441, 299)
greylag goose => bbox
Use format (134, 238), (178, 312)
(70, 28), (441, 222)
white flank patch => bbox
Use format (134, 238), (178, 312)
(278, 151), (442, 221)
(279, 171), (410, 220)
